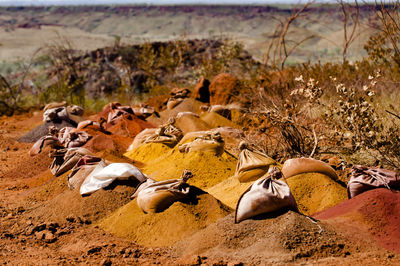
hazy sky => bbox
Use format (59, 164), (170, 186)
(0, 0), (353, 6)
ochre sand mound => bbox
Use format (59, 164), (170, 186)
(174, 114), (211, 134)
(206, 176), (253, 209)
(124, 143), (172, 164)
(24, 172), (139, 224)
(200, 111), (238, 129)
(286, 173), (347, 215)
(1, 148), (53, 180)
(147, 98), (204, 125)
(99, 188), (231, 247)
(143, 148), (237, 189)
(25, 170), (71, 202)
(314, 188), (400, 253)
(172, 211), (357, 264)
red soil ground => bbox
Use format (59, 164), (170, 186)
(0, 111), (399, 264)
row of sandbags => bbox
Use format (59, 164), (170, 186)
(28, 102), (156, 196)
(128, 117), (227, 156)
(233, 140), (400, 222)
(29, 102), (206, 215)
(32, 100), (400, 225)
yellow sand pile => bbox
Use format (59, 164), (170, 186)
(286, 173), (347, 215)
(201, 112), (238, 129)
(143, 148), (237, 189)
(175, 114), (211, 134)
(206, 176), (253, 209)
(124, 143), (172, 164)
(98, 190), (231, 247)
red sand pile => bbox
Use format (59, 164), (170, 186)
(1, 149), (53, 180)
(314, 188), (400, 253)
(104, 113), (155, 138)
(173, 211), (355, 264)
(25, 170), (71, 202)
(81, 125), (132, 155)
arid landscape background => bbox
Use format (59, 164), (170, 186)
(0, 5), (373, 64)
(2, 2), (400, 265)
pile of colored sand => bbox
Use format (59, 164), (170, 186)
(286, 173), (348, 215)
(98, 188), (231, 247)
(143, 147), (237, 189)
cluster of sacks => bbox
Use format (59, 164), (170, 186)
(28, 102), (155, 198)
(28, 92), (400, 228)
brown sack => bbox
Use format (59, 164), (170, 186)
(68, 164), (98, 190)
(235, 168), (298, 223)
(235, 142), (277, 183)
(132, 170), (193, 213)
(29, 135), (61, 156)
(282, 157), (338, 180)
(50, 147), (94, 177)
(127, 128), (158, 151)
(347, 165), (400, 198)
(178, 132), (224, 155)
(43, 105), (84, 126)
(68, 155), (103, 190)
(167, 98), (184, 110)
(44, 101), (67, 111)
(144, 118), (183, 147)
(58, 127), (92, 148)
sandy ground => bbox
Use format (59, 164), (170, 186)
(0, 111), (399, 265)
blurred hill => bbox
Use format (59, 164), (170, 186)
(0, 5), (376, 64)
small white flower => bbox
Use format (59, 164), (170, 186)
(367, 91), (375, 97)
(295, 75), (304, 82)
(368, 75), (374, 80)
(363, 85), (368, 91)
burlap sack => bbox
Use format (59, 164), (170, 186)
(235, 168), (298, 223)
(68, 155), (103, 190)
(43, 105), (84, 126)
(77, 120), (102, 130)
(58, 127), (92, 148)
(282, 157), (338, 180)
(127, 128), (159, 151)
(29, 135), (61, 156)
(144, 118), (183, 147)
(43, 101), (67, 111)
(106, 103), (135, 123)
(50, 147), (94, 177)
(347, 165), (400, 198)
(235, 142), (277, 183)
(43, 107), (62, 122)
(132, 105), (155, 119)
(132, 170), (193, 213)
(178, 132), (224, 155)
(167, 98), (183, 110)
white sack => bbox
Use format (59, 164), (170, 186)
(80, 162), (147, 195)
